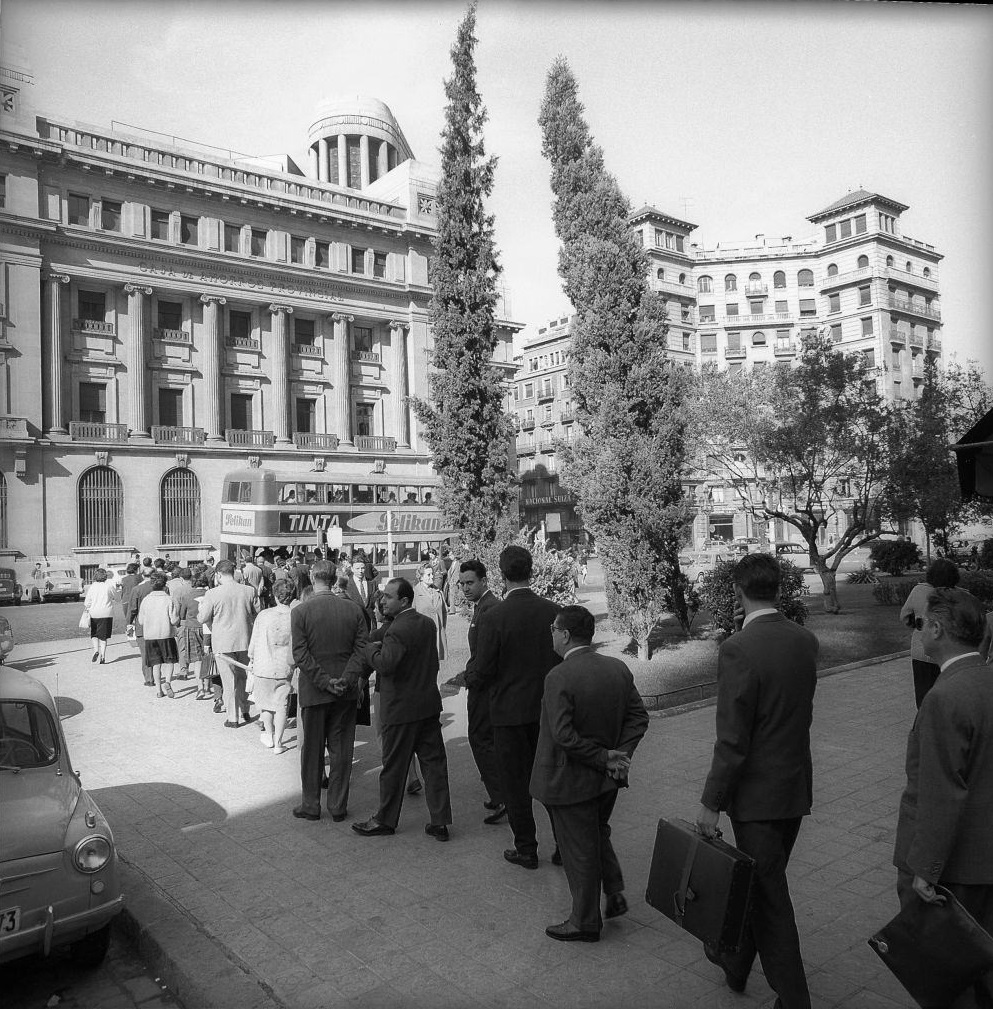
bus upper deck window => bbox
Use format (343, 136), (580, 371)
(278, 484), (296, 503)
(331, 484), (349, 503)
(354, 485), (373, 504)
(303, 483), (322, 503)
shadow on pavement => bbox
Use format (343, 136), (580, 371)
(55, 695), (85, 719)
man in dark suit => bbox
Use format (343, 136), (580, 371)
(893, 587), (993, 1008)
(531, 605), (649, 943)
(126, 569), (158, 687)
(343, 552), (379, 630)
(473, 545), (560, 869)
(459, 559), (505, 823)
(352, 577), (453, 840)
(696, 553), (818, 1009)
(290, 559), (369, 822)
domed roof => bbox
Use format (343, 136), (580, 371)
(311, 94), (399, 127)
(307, 95), (412, 160)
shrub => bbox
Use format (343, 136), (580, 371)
(960, 570), (993, 609)
(869, 539), (922, 576)
(697, 556), (809, 637)
(979, 538), (993, 571)
(846, 565), (878, 585)
(872, 579), (918, 607)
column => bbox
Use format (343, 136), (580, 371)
(337, 134), (348, 188)
(309, 145), (319, 179)
(377, 141), (389, 179)
(199, 294), (226, 441)
(268, 304), (293, 445)
(389, 320), (410, 448)
(359, 134), (371, 189)
(44, 273), (70, 434)
(318, 138), (329, 182)
(330, 313), (353, 445)
(124, 284), (152, 437)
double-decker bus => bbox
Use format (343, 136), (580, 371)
(219, 468), (456, 575)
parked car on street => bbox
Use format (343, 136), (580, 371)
(678, 548), (733, 583)
(0, 668), (123, 967)
(775, 542), (814, 572)
(34, 568), (82, 603)
(0, 568), (20, 606)
(0, 615), (12, 660)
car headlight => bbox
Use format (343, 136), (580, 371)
(73, 835), (113, 873)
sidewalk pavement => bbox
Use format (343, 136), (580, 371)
(9, 632), (916, 1009)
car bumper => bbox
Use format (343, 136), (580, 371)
(0, 895), (124, 964)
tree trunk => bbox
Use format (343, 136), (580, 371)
(637, 639), (651, 661)
(818, 567), (840, 614)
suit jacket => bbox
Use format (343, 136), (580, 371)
(197, 580), (259, 652)
(701, 612), (818, 821)
(290, 589), (368, 708)
(344, 572), (379, 630)
(894, 654), (993, 885)
(119, 573), (140, 617)
(365, 606), (441, 728)
(464, 590), (499, 688)
(126, 578), (156, 635)
(472, 587), (560, 726)
(530, 646), (649, 806)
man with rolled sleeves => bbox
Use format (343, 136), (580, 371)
(893, 587), (993, 1009)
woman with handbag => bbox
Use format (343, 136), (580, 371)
(82, 568), (116, 664)
(247, 578), (296, 753)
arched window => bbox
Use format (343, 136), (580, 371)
(748, 272), (761, 282)
(698, 275), (713, 293)
(886, 255), (894, 267)
(678, 273), (686, 284)
(656, 268), (665, 280)
(797, 269), (814, 287)
(773, 270), (786, 289)
(827, 263), (838, 277)
(857, 255), (869, 269)
(724, 274), (737, 291)
(78, 466), (124, 547)
(161, 468), (202, 545)
(752, 331), (766, 346)
(0, 472), (7, 549)
(923, 267), (931, 278)
(905, 260), (913, 273)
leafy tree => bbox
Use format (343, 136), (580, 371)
(869, 539), (922, 576)
(690, 335), (896, 613)
(539, 57), (691, 658)
(697, 556), (810, 637)
(412, 4), (517, 549)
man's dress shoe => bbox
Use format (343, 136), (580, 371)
(483, 800), (501, 810)
(330, 812), (347, 823)
(352, 819), (396, 837)
(483, 804), (508, 825)
(545, 921), (600, 943)
(551, 847), (563, 866)
(605, 893), (628, 919)
(292, 807), (320, 821)
(406, 779), (423, 796)
(424, 824), (450, 842)
(704, 943), (747, 993)
(503, 848), (539, 870)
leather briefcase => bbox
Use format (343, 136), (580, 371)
(646, 817), (755, 954)
(868, 885), (993, 1008)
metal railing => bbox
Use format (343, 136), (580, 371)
(886, 295), (941, 321)
(69, 421), (128, 442)
(73, 319), (116, 335)
(354, 435), (397, 453)
(293, 432), (340, 451)
(226, 429), (275, 447)
(820, 267), (872, 290)
(725, 347), (746, 360)
(743, 283), (768, 296)
(724, 312), (793, 327)
(773, 340), (795, 356)
(152, 425), (205, 445)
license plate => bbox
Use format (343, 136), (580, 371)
(0, 907), (20, 934)
(58, 583), (72, 589)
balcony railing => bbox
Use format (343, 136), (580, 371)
(888, 327), (905, 344)
(884, 266), (938, 292)
(293, 432), (340, 451)
(293, 343), (323, 358)
(773, 340), (796, 357)
(820, 267), (872, 291)
(517, 441), (536, 455)
(73, 319), (116, 335)
(908, 331), (925, 348)
(743, 283), (768, 296)
(927, 334), (942, 352)
(653, 279), (696, 297)
(911, 360), (924, 379)
(725, 346), (746, 360)
(153, 327), (190, 342)
(522, 418), (536, 431)
(225, 335), (261, 350)
(559, 410), (575, 424)
(226, 428), (275, 447)
(355, 435), (397, 453)
(886, 295), (941, 321)
(69, 421), (128, 442)
(351, 350), (381, 364)
(537, 390), (556, 403)
(0, 416), (29, 439)
(152, 425), (205, 445)
(724, 312), (793, 327)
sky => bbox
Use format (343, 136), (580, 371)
(4, 0), (992, 371)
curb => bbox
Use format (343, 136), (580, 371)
(114, 858), (285, 1009)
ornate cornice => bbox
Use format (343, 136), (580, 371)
(331, 313), (354, 324)
(199, 294), (227, 306)
(44, 272), (70, 284)
(388, 319), (410, 331)
(268, 304), (294, 315)
(124, 283), (152, 296)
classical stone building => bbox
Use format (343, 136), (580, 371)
(515, 191), (943, 549)
(0, 59), (518, 578)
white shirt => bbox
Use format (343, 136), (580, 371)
(743, 607), (778, 627)
(939, 651), (983, 673)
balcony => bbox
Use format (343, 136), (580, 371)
(887, 294), (941, 321)
(522, 418), (536, 431)
(927, 334), (942, 353)
(225, 336), (260, 350)
(773, 340), (796, 357)
(517, 441), (537, 456)
(725, 346), (746, 361)
(355, 435), (397, 453)
(351, 350), (381, 364)
(73, 318), (116, 335)
(153, 327), (190, 342)
(654, 278), (696, 297)
(294, 432), (340, 451)
(537, 389), (556, 403)
(152, 425), (205, 445)
(724, 312), (793, 328)
(888, 327), (905, 344)
(884, 266), (939, 292)
(293, 343), (323, 358)
(908, 331), (924, 348)
(743, 283), (768, 297)
(226, 428), (275, 448)
(911, 359), (924, 379)
(69, 421), (128, 442)
(820, 267), (872, 291)
(0, 416), (29, 440)
(559, 410), (575, 424)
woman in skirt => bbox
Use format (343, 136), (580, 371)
(177, 570), (210, 699)
(82, 567), (116, 664)
(247, 578), (295, 753)
(137, 572), (179, 697)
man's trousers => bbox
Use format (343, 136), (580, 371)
(299, 699), (357, 818)
(376, 715), (452, 830)
(493, 722), (547, 858)
(467, 685), (502, 806)
(548, 790), (622, 933)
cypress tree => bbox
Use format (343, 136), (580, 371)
(412, 4), (517, 547)
(539, 57), (691, 658)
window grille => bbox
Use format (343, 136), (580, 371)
(160, 468), (202, 546)
(78, 466), (124, 547)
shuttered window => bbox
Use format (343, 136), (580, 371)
(78, 466), (124, 547)
(160, 468), (201, 546)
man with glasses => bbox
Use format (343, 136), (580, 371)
(530, 606), (648, 942)
(893, 586), (993, 1007)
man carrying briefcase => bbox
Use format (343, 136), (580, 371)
(696, 554), (818, 1009)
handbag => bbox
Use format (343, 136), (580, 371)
(868, 885), (993, 1008)
(78, 610), (91, 631)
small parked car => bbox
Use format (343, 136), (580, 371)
(0, 668), (123, 966)
(775, 542), (814, 572)
(36, 568), (82, 603)
(0, 569), (20, 607)
(678, 548), (732, 583)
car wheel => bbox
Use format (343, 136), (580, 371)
(69, 922), (112, 968)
